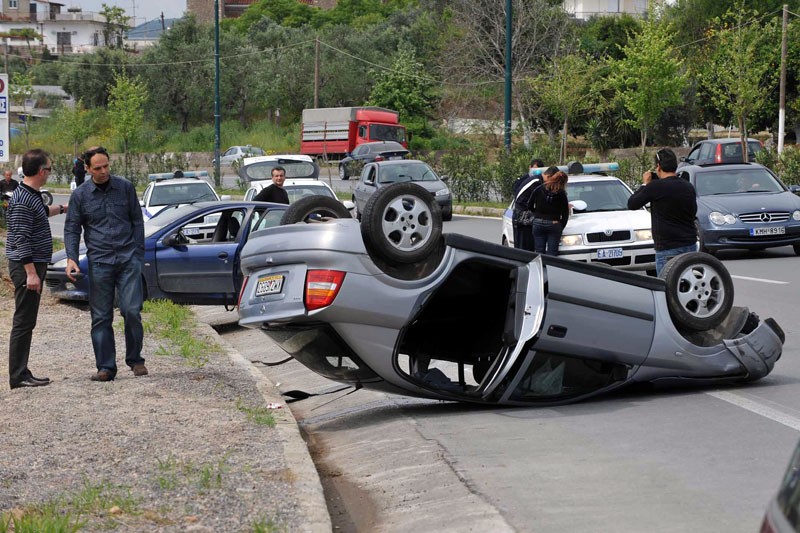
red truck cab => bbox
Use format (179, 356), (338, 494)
(301, 106), (407, 159)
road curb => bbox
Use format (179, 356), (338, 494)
(195, 319), (332, 533)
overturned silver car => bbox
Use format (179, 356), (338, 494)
(237, 184), (784, 406)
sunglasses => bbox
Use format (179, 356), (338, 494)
(42, 166), (52, 172)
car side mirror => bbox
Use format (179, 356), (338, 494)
(220, 194), (231, 201)
(680, 156), (686, 162)
(139, 200), (145, 207)
(790, 184), (800, 195)
(162, 231), (188, 247)
(570, 200), (588, 212)
(440, 175), (449, 182)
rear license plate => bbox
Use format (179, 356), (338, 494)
(597, 248), (623, 259)
(388, 156), (403, 160)
(255, 274), (284, 296)
(750, 226), (785, 236)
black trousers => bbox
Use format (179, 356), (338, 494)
(8, 260), (47, 386)
(513, 222), (535, 252)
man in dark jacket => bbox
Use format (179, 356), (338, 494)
(627, 148), (697, 275)
(72, 156), (86, 187)
(511, 158), (545, 251)
(253, 166), (289, 204)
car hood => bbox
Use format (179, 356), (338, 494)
(563, 209), (651, 234)
(49, 244), (88, 264)
(390, 181), (447, 194)
(697, 191), (800, 213)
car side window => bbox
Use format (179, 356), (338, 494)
(686, 145), (700, 162)
(244, 188), (255, 201)
(251, 209), (284, 234)
(366, 167), (377, 184)
(699, 143), (715, 161)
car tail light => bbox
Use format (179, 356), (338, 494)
(715, 144), (723, 163)
(237, 275), (249, 308)
(374, 155), (384, 162)
(305, 270), (346, 311)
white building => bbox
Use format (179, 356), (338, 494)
(0, 1), (119, 55)
(563, 0), (656, 20)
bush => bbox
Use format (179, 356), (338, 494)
(615, 150), (652, 189)
(756, 146), (800, 186)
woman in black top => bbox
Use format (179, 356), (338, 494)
(528, 170), (569, 256)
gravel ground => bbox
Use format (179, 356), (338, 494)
(0, 250), (328, 532)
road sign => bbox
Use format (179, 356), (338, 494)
(0, 74), (8, 163)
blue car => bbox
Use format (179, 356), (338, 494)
(677, 163), (800, 255)
(46, 201), (288, 306)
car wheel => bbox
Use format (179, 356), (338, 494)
(41, 190), (54, 206)
(696, 221), (715, 256)
(280, 195), (351, 225)
(793, 243), (800, 256)
(352, 196), (362, 221)
(660, 252), (734, 332)
(442, 205), (453, 222)
(339, 164), (348, 180)
(361, 182), (443, 265)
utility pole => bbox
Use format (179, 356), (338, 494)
(778, 4), (788, 154)
(314, 38), (320, 108)
(504, 0), (512, 153)
(213, 0), (221, 185)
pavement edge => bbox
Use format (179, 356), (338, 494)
(195, 321), (332, 533)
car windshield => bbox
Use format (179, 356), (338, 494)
(377, 163), (438, 184)
(694, 168), (784, 196)
(145, 204), (205, 237)
(567, 180), (631, 212)
(149, 182), (217, 206)
(284, 184), (335, 203)
(242, 161), (317, 182)
(369, 126), (405, 143)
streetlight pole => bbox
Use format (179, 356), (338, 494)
(213, 0), (221, 185)
(778, 4), (788, 154)
(504, 0), (512, 153)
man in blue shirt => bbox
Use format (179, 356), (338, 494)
(64, 146), (148, 382)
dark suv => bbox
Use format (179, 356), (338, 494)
(679, 138), (763, 167)
(338, 141), (410, 180)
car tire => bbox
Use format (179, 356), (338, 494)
(41, 190), (54, 206)
(339, 164), (348, 180)
(280, 195), (351, 225)
(361, 182), (443, 265)
(696, 221), (715, 256)
(793, 243), (800, 256)
(660, 252), (734, 332)
(352, 196), (362, 221)
(442, 205), (453, 222)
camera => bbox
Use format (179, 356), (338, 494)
(649, 171), (658, 181)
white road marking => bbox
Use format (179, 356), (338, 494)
(731, 275), (788, 285)
(707, 390), (800, 432)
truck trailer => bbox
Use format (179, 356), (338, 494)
(300, 106), (407, 159)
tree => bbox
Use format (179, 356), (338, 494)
(51, 100), (94, 157)
(61, 49), (129, 107)
(10, 70), (34, 149)
(608, 13), (687, 152)
(367, 47), (437, 121)
(578, 14), (641, 61)
(100, 3), (130, 49)
(442, 0), (574, 146)
(108, 70), (148, 183)
(700, 5), (779, 158)
(7, 28), (41, 65)
(531, 53), (599, 163)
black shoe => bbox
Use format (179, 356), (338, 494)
(90, 370), (115, 382)
(10, 379), (51, 389)
(29, 375), (50, 383)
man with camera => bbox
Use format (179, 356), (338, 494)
(627, 148), (697, 275)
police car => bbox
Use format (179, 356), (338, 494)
(502, 162), (655, 272)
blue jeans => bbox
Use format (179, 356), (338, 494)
(88, 259), (145, 375)
(532, 219), (564, 256)
(655, 244), (698, 276)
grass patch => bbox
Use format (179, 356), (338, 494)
(236, 399), (277, 427)
(155, 454), (229, 492)
(252, 515), (284, 533)
(52, 237), (64, 253)
(142, 299), (222, 368)
(0, 480), (139, 532)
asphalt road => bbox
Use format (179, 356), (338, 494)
(217, 216), (799, 532)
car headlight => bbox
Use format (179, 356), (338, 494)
(52, 254), (85, 269)
(435, 187), (450, 197)
(793, 210), (800, 221)
(634, 229), (652, 241)
(709, 211), (736, 225)
(560, 234), (583, 246)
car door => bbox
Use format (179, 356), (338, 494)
(154, 207), (249, 305)
(354, 164), (378, 212)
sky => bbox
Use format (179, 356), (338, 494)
(68, 1), (188, 27)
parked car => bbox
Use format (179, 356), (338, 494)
(338, 141), (410, 180)
(213, 145), (265, 166)
(141, 172), (228, 219)
(237, 154), (320, 182)
(676, 162), (800, 255)
(244, 178), (355, 214)
(679, 138), (762, 167)
(761, 438), (800, 533)
(237, 184), (784, 406)
(502, 165), (655, 271)
(352, 159), (452, 221)
(46, 201), (292, 305)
